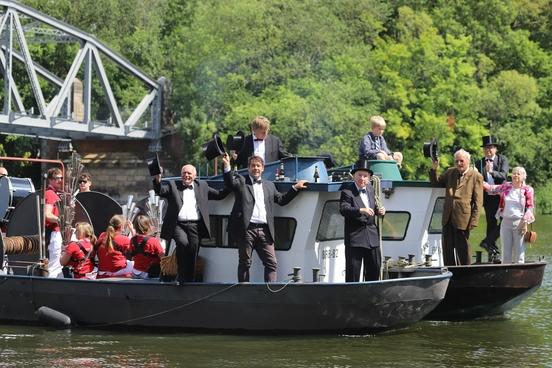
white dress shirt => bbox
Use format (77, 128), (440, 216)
(356, 185), (370, 208)
(253, 136), (266, 162)
(177, 183), (199, 221)
(249, 176), (267, 224)
(486, 156), (496, 184)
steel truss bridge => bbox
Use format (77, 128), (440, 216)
(0, 0), (168, 150)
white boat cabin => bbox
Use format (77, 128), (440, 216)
(193, 157), (446, 283)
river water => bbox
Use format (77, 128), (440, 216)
(0, 234), (550, 367)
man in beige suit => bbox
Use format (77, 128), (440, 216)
(430, 149), (483, 265)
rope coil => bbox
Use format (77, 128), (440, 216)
(372, 176), (385, 280)
(3, 235), (40, 254)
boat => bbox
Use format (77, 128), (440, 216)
(202, 156), (545, 321)
(0, 155), (451, 333)
(426, 262), (546, 320)
(320, 159), (545, 320)
(0, 267), (450, 333)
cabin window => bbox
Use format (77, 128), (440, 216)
(317, 200), (410, 241)
(428, 197), (445, 233)
(317, 201), (344, 241)
(381, 212), (410, 240)
(203, 215), (296, 251)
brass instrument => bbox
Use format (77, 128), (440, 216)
(58, 152), (84, 245)
(145, 190), (164, 240)
(121, 195), (140, 236)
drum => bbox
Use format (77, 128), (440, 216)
(0, 176), (36, 220)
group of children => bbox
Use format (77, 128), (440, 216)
(60, 214), (164, 280)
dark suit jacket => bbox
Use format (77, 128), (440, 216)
(235, 134), (291, 168)
(153, 178), (229, 241)
(340, 183), (381, 249)
(430, 168), (483, 230)
(475, 154), (509, 206)
(223, 170), (299, 240)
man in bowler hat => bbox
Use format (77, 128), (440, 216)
(340, 159), (386, 282)
(153, 164), (229, 283)
(221, 152), (307, 282)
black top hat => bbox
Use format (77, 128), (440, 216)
(423, 138), (439, 161)
(226, 130), (245, 152)
(350, 159), (373, 175)
(481, 135), (500, 147)
(319, 153), (337, 169)
(146, 153), (162, 176)
(202, 133), (226, 161)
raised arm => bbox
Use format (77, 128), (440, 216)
(152, 170), (170, 198)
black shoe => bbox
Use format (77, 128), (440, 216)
(480, 242), (490, 252)
(488, 251), (501, 264)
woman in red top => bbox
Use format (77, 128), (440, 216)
(130, 215), (164, 279)
(96, 214), (134, 278)
(60, 222), (97, 279)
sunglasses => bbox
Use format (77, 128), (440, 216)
(79, 180), (88, 184)
(52, 176), (63, 180)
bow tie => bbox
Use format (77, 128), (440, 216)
(359, 188), (367, 194)
(183, 185), (193, 190)
(252, 179), (262, 184)
(254, 138), (264, 142)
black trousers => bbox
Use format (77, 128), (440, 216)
(442, 221), (471, 266)
(238, 224), (277, 282)
(482, 194), (501, 249)
(173, 221), (200, 282)
(345, 246), (381, 282)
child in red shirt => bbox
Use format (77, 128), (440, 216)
(130, 215), (164, 279)
(60, 222), (96, 279)
(96, 214), (134, 278)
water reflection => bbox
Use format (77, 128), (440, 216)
(0, 246), (550, 366)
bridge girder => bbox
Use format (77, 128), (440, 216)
(0, 1), (168, 148)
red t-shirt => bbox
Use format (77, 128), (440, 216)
(97, 232), (131, 272)
(44, 187), (60, 232)
(130, 234), (164, 272)
(64, 238), (95, 278)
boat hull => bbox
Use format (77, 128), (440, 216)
(0, 270), (451, 334)
(426, 262), (546, 320)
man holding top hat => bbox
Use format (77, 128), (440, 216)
(153, 163), (229, 283)
(430, 149), (483, 265)
(475, 136), (509, 262)
(340, 159), (386, 282)
(234, 116), (291, 169)
(221, 152), (307, 282)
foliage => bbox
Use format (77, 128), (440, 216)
(9, 0), (552, 212)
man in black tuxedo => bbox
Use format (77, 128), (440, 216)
(153, 164), (228, 283)
(475, 136), (509, 261)
(340, 159), (386, 282)
(234, 116), (291, 168)
(221, 153), (307, 282)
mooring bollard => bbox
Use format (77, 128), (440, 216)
(288, 267), (301, 282)
(424, 254), (432, 267)
(312, 268), (320, 283)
